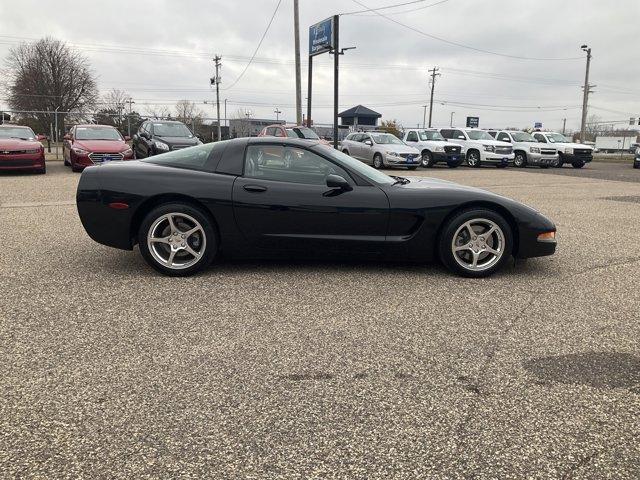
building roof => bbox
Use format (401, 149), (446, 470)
(338, 105), (382, 118)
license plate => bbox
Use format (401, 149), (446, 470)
(406, 156), (414, 163)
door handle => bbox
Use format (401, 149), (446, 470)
(243, 184), (267, 193)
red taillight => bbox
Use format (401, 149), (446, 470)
(108, 202), (129, 210)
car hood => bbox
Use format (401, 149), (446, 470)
(74, 140), (128, 152)
(154, 136), (199, 146)
(378, 143), (420, 154)
(419, 140), (462, 148)
(552, 142), (593, 150)
(482, 139), (512, 147)
(0, 138), (42, 150)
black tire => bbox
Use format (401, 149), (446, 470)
(554, 154), (564, 168)
(466, 150), (481, 168)
(64, 157), (70, 166)
(71, 162), (82, 173)
(572, 161), (585, 169)
(138, 202), (217, 277)
(514, 151), (527, 168)
(634, 162), (640, 169)
(373, 153), (384, 169)
(438, 208), (513, 278)
(36, 166), (46, 174)
(421, 150), (434, 168)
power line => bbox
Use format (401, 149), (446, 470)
(349, 0), (585, 61)
(354, 0), (450, 16)
(341, 0), (447, 15)
(222, 0), (283, 91)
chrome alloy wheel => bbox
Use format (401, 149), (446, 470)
(147, 212), (206, 270)
(451, 218), (505, 272)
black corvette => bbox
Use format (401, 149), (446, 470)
(76, 137), (557, 277)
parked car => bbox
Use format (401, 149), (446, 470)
(258, 124), (331, 145)
(63, 125), (133, 172)
(132, 120), (200, 158)
(531, 132), (593, 168)
(341, 131), (420, 169)
(0, 125), (46, 174)
(488, 130), (558, 168)
(77, 137), (557, 278)
(401, 128), (464, 168)
(439, 128), (514, 168)
(634, 147), (640, 169)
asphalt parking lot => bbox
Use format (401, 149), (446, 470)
(1, 161), (639, 478)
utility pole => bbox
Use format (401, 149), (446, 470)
(427, 67), (440, 128)
(126, 97), (135, 137)
(293, 0), (302, 125)
(212, 55), (222, 141)
(579, 45), (593, 143)
(422, 105), (427, 128)
(562, 118), (567, 135)
(450, 111), (455, 127)
(333, 15), (339, 149)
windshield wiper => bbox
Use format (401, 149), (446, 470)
(390, 175), (410, 185)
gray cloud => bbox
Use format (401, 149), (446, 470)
(1, 0), (638, 131)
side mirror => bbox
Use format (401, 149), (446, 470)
(364, 139), (373, 146)
(124, 135), (131, 142)
(63, 134), (72, 141)
(326, 174), (350, 190)
(36, 134), (46, 141)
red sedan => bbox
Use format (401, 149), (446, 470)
(258, 124), (331, 145)
(0, 125), (46, 174)
(63, 124), (133, 172)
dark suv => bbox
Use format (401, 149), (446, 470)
(132, 120), (200, 158)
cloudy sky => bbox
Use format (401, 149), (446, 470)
(1, 0), (638, 132)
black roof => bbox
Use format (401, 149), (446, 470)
(338, 105), (382, 118)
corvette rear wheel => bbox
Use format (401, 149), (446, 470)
(439, 209), (513, 278)
(138, 203), (217, 276)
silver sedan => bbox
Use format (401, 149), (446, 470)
(342, 132), (421, 170)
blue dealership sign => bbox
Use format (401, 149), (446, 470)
(309, 17), (333, 56)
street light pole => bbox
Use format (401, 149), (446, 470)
(293, 0), (302, 125)
(422, 105), (427, 129)
(274, 108), (282, 121)
(450, 111), (455, 127)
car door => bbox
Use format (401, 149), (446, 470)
(347, 134), (362, 158)
(360, 134), (375, 164)
(62, 126), (74, 162)
(233, 143), (389, 253)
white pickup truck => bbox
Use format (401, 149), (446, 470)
(401, 129), (464, 168)
(488, 130), (558, 168)
(439, 128), (514, 168)
(532, 131), (593, 168)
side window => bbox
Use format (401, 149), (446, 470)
(497, 132), (510, 142)
(244, 145), (350, 186)
(407, 131), (418, 142)
(440, 129), (452, 139)
(353, 134), (363, 142)
(274, 128), (286, 138)
(534, 134), (546, 143)
(453, 130), (466, 140)
(360, 135), (372, 144)
(144, 143), (217, 171)
(487, 131), (497, 138)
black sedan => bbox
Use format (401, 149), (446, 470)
(77, 138), (557, 277)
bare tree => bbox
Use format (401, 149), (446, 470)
(230, 108), (254, 137)
(93, 89), (131, 130)
(4, 37), (98, 138)
(145, 105), (171, 120)
(175, 99), (204, 124)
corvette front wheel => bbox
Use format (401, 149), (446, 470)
(439, 209), (513, 278)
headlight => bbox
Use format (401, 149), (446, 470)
(564, 147), (573, 154)
(72, 147), (89, 155)
(435, 146), (445, 152)
(154, 141), (169, 151)
(530, 146), (540, 153)
(122, 147), (133, 155)
(388, 152), (399, 157)
(483, 145), (495, 152)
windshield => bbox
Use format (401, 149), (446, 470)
(153, 122), (193, 138)
(418, 130), (445, 141)
(288, 127), (320, 140)
(75, 126), (122, 141)
(511, 132), (535, 142)
(0, 126), (36, 140)
(371, 133), (403, 145)
(466, 130), (494, 141)
(313, 146), (394, 185)
(546, 133), (569, 143)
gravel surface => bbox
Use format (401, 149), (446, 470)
(1, 162), (639, 479)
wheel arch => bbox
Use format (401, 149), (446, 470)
(130, 193), (220, 248)
(434, 201), (520, 258)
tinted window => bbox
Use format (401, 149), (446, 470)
(534, 134), (546, 143)
(440, 129), (453, 139)
(143, 143), (216, 170)
(265, 127), (276, 136)
(290, 127), (320, 140)
(452, 130), (466, 140)
(497, 132), (510, 142)
(406, 131), (418, 142)
(152, 122), (193, 138)
(244, 145), (350, 185)
(466, 130), (493, 141)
